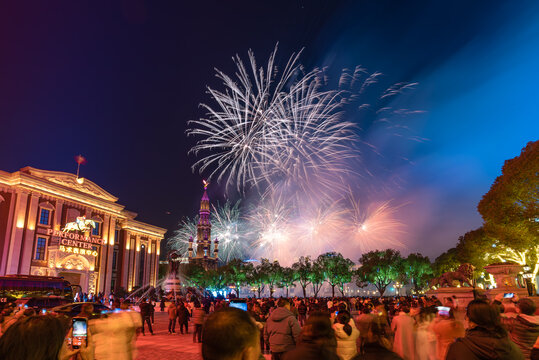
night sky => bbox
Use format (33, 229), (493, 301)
(1, 1), (538, 259)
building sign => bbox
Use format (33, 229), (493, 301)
(47, 228), (102, 255)
(62, 216), (96, 233)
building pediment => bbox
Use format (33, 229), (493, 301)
(21, 167), (118, 202)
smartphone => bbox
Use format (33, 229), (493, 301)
(437, 306), (450, 316)
(41, 308), (47, 315)
(229, 300), (247, 311)
(503, 293), (514, 299)
(335, 311), (339, 315)
(72, 317), (88, 349)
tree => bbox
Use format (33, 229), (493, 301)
(478, 140), (539, 283)
(259, 259), (282, 297)
(224, 259), (248, 297)
(206, 267), (227, 294)
(291, 256), (312, 298)
(317, 252), (355, 297)
(402, 253), (433, 292)
(279, 267), (295, 297)
(432, 248), (459, 277)
(182, 263), (210, 290)
(357, 249), (403, 296)
(248, 262), (268, 298)
(309, 260), (326, 298)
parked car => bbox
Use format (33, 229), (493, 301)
(15, 296), (72, 310)
(50, 302), (111, 318)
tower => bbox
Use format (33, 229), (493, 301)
(188, 180), (218, 269)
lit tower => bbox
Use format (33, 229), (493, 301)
(189, 180), (218, 269)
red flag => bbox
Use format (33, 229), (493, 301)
(75, 155), (87, 165)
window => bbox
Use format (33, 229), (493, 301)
(92, 222), (101, 236)
(39, 209), (50, 225)
(35, 237), (47, 260)
(112, 250), (118, 270)
(114, 229), (119, 243)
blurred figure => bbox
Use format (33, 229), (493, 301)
(77, 303), (94, 318)
(90, 300), (142, 360)
(0, 315), (93, 360)
(333, 310), (360, 360)
(177, 301), (190, 334)
(139, 298), (154, 335)
(160, 297), (166, 312)
(352, 320), (402, 360)
(502, 298), (539, 358)
(446, 299), (523, 359)
(391, 305), (415, 360)
(167, 302), (177, 334)
(298, 300), (307, 327)
(356, 305), (375, 350)
(192, 300), (206, 343)
(415, 307), (436, 360)
(265, 298), (301, 360)
(202, 307), (261, 360)
(430, 308), (464, 360)
(283, 312), (339, 360)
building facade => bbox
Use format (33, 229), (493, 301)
(0, 167), (166, 294)
(187, 183), (218, 269)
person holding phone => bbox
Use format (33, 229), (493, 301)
(0, 315), (94, 360)
(430, 307), (464, 359)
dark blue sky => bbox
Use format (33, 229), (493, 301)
(1, 1), (537, 259)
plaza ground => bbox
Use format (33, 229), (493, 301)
(136, 310), (271, 360)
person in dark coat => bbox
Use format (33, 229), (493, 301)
(177, 301), (190, 334)
(352, 318), (402, 360)
(502, 298), (539, 359)
(264, 298), (301, 360)
(446, 299), (523, 360)
(192, 300), (206, 343)
(283, 312), (339, 360)
(160, 298), (166, 312)
(139, 298), (154, 335)
(298, 301), (307, 327)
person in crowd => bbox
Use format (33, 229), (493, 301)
(352, 319), (402, 360)
(150, 300), (156, 324)
(192, 300), (206, 343)
(264, 298), (302, 360)
(160, 297), (166, 312)
(298, 300), (307, 327)
(177, 301), (190, 334)
(167, 301), (177, 334)
(139, 298), (154, 335)
(531, 336), (539, 360)
(77, 303), (94, 319)
(415, 307), (436, 360)
(89, 300), (141, 360)
(0, 315), (94, 360)
(201, 307), (262, 360)
(333, 310), (360, 360)
(283, 312), (339, 360)
(430, 308), (464, 360)
(502, 298), (539, 358)
(356, 304), (375, 350)
(1, 308), (35, 335)
(391, 305), (415, 360)
(446, 299), (523, 359)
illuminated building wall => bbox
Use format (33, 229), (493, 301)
(0, 167), (166, 294)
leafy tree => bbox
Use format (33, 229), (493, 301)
(401, 253), (433, 292)
(478, 140), (539, 283)
(182, 263), (210, 289)
(206, 267), (227, 293)
(357, 249), (403, 296)
(309, 260), (327, 298)
(291, 256), (313, 298)
(317, 252), (355, 297)
(248, 262), (268, 298)
(223, 259), (248, 297)
(259, 259), (282, 297)
(432, 248), (460, 277)
(279, 267), (295, 297)
(455, 228), (498, 277)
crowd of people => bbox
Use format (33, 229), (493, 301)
(0, 292), (537, 360)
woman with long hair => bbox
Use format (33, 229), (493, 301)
(446, 299), (523, 359)
(333, 310), (360, 360)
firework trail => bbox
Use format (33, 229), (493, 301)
(168, 216), (198, 257)
(184, 45), (420, 262)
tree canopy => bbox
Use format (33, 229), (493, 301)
(356, 249), (403, 296)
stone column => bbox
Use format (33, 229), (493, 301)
(154, 240), (160, 287)
(97, 214), (110, 293)
(104, 217), (116, 295)
(120, 230), (131, 289)
(19, 194), (40, 274)
(1, 192), (17, 276)
(6, 191), (29, 274)
(53, 200), (64, 230)
(132, 235), (141, 287)
(145, 239), (151, 286)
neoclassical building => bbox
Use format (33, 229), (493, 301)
(0, 167), (166, 294)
